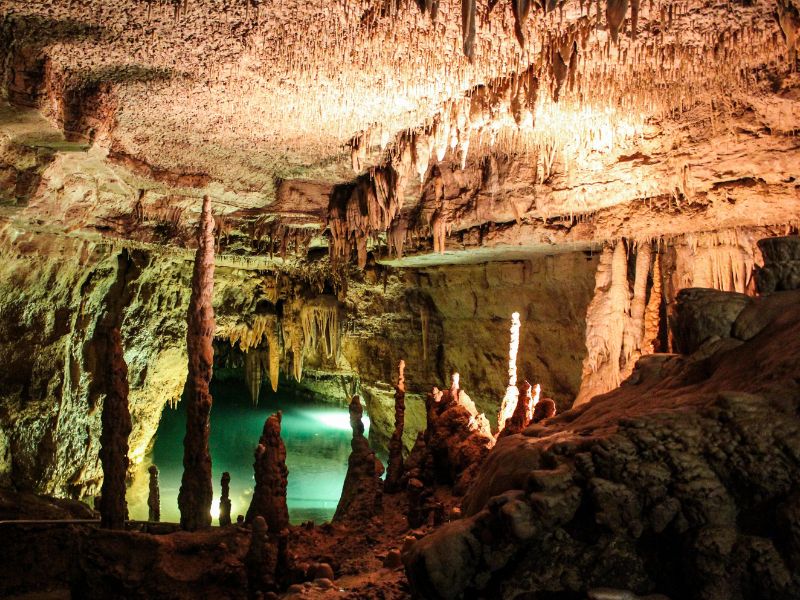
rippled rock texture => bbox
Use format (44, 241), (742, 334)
(404, 288), (800, 600)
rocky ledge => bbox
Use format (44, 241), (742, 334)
(404, 284), (800, 600)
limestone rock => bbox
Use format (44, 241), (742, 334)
(755, 235), (800, 293)
(672, 288), (751, 354)
(334, 396), (384, 523)
(246, 412), (289, 534)
(405, 290), (800, 600)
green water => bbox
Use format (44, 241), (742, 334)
(127, 380), (365, 524)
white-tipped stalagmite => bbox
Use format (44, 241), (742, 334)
(497, 312), (521, 433)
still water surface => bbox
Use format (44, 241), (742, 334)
(128, 381), (365, 524)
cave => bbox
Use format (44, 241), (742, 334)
(1, 1), (799, 599)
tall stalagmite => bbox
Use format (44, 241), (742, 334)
(99, 327), (132, 530)
(385, 359), (406, 493)
(334, 395), (384, 522)
(178, 195), (216, 531)
(246, 412), (290, 533)
(219, 471), (232, 526)
(147, 465), (160, 523)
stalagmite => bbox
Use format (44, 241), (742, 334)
(178, 195), (216, 531)
(499, 380), (533, 438)
(246, 412), (290, 533)
(420, 305), (430, 362)
(385, 360), (406, 493)
(497, 312), (521, 434)
(245, 515), (280, 594)
(219, 471), (231, 527)
(147, 465), (160, 523)
(334, 396), (384, 522)
(99, 327), (132, 530)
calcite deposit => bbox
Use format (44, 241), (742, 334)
(334, 395), (384, 523)
(98, 327), (132, 530)
(178, 194), (216, 531)
(1, 0), (800, 597)
(246, 412), (290, 534)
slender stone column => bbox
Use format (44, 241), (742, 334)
(219, 471), (232, 526)
(178, 195), (216, 531)
(384, 359), (406, 492)
(246, 412), (290, 533)
(147, 465), (160, 522)
(99, 327), (132, 530)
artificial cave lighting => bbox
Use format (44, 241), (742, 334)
(2, 0), (800, 598)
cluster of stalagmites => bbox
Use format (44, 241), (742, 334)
(402, 236), (800, 600)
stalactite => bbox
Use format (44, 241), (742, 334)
(776, 0), (800, 69)
(497, 312), (521, 434)
(266, 327), (281, 392)
(574, 240), (630, 405)
(147, 465), (160, 523)
(219, 471), (232, 526)
(246, 412), (290, 533)
(99, 327), (132, 530)
(178, 195), (216, 531)
(385, 360), (406, 493)
(643, 250), (663, 354)
(606, 0), (629, 44)
(300, 296), (341, 361)
(512, 0), (533, 48)
(621, 242), (652, 374)
(420, 305), (430, 362)
(244, 349), (262, 405)
(461, 0), (477, 62)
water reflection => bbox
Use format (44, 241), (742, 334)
(128, 380), (365, 524)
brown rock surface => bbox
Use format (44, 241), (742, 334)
(404, 289), (800, 600)
(98, 327), (132, 529)
(178, 194), (216, 531)
(334, 395), (384, 523)
(246, 412), (290, 534)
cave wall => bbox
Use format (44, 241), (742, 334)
(0, 227), (271, 498)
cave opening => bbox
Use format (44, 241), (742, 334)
(127, 373), (368, 525)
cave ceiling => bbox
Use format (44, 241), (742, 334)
(1, 0), (799, 264)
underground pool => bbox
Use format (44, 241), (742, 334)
(127, 380), (369, 524)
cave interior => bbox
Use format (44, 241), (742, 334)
(1, 0), (799, 599)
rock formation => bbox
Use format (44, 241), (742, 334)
(147, 465), (160, 523)
(245, 515), (279, 595)
(178, 194), (216, 531)
(404, 284), (800, 600)
(98, 327), (132, 530)
(246, 412), (289, 534)
(424, 374), (494, 494)
(334, 395), (384, 523)
(219, 471), (232, 527)
(384, 359), (406, 493)
(498, 379), (533, 438)
(755, 235), (800, 293)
